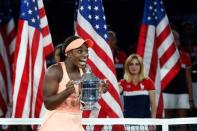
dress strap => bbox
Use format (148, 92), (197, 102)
(79, 68), (83, 76)
(60, 62), (70, 82)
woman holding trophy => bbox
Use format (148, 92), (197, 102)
(40, 36), (108, 131)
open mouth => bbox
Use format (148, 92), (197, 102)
(79, 58), (87, 66)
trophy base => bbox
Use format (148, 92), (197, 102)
(81, 102), (98, 111)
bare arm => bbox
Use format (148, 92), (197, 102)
(43, 64), (75, 110)
(185, 67), (194, 108)
(149, 90), (156, 118)
(118, 83), (123, 94)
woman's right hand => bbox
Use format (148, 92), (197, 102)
(65, 80), (76, 95)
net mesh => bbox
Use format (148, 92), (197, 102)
(84, 124), (197, 131)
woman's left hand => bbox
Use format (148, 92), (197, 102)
(99, 79), (109, 94)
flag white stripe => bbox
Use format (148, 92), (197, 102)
(7, 19), (16, 55)
(39, 104), (46, 118)
(22, 75), (31, 118)
(102, 93), (123, 117)
(156, 15), (168, 36)
(143, 26), (155, 76)
(0, 74), (6, 101)
(32, 35), (43, 118)
(39, 63), (47, 118)
(40, 16), (48, 28)
(6, 19), (15, 35)
(9, 38), (16, 55)
(43, 34), (52, 47)
(29, 27), (34, 49)
(124, 90), (149, 96)
(37, 0), (44, 9)
(154, 63), (161, 112)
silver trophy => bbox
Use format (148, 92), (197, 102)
(80, 66), (100, 110)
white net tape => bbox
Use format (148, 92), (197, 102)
(0, 118), (197, 131)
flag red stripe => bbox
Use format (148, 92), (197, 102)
(34, 63), (45, 118)
(39, 7), (45, 18)
(157, 25), (171, 48)
(14, 45), (30, 117)
(93, 108), (107, 131)
(10, 53), (14, 64)
(137, 24), (148, 57)
(98, 99), (120, 117)
(31, 30), (40, 68)
(147, 35), (158, 82)
(41, 26), (49, 37)
(44, 43), (54, 57)
(156, 93), (163, 117)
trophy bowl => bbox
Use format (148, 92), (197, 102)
(80, 66), (100, 110)
(80, 81), (100, 110)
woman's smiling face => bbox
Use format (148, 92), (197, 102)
(128, 58), (141, 75)
(68, 44), (89, 69)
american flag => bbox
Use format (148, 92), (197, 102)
(137, 0), (180, 117)
(12, 0), (53, 118)
(75, 0), (124, 130)
(0, 0), (16, 118)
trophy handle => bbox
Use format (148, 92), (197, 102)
(98, 79), (108, 94)
(73, 80), (81, 85)
(73, 80), (82, 97)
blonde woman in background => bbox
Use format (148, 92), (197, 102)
(119, 54), (156, 130)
